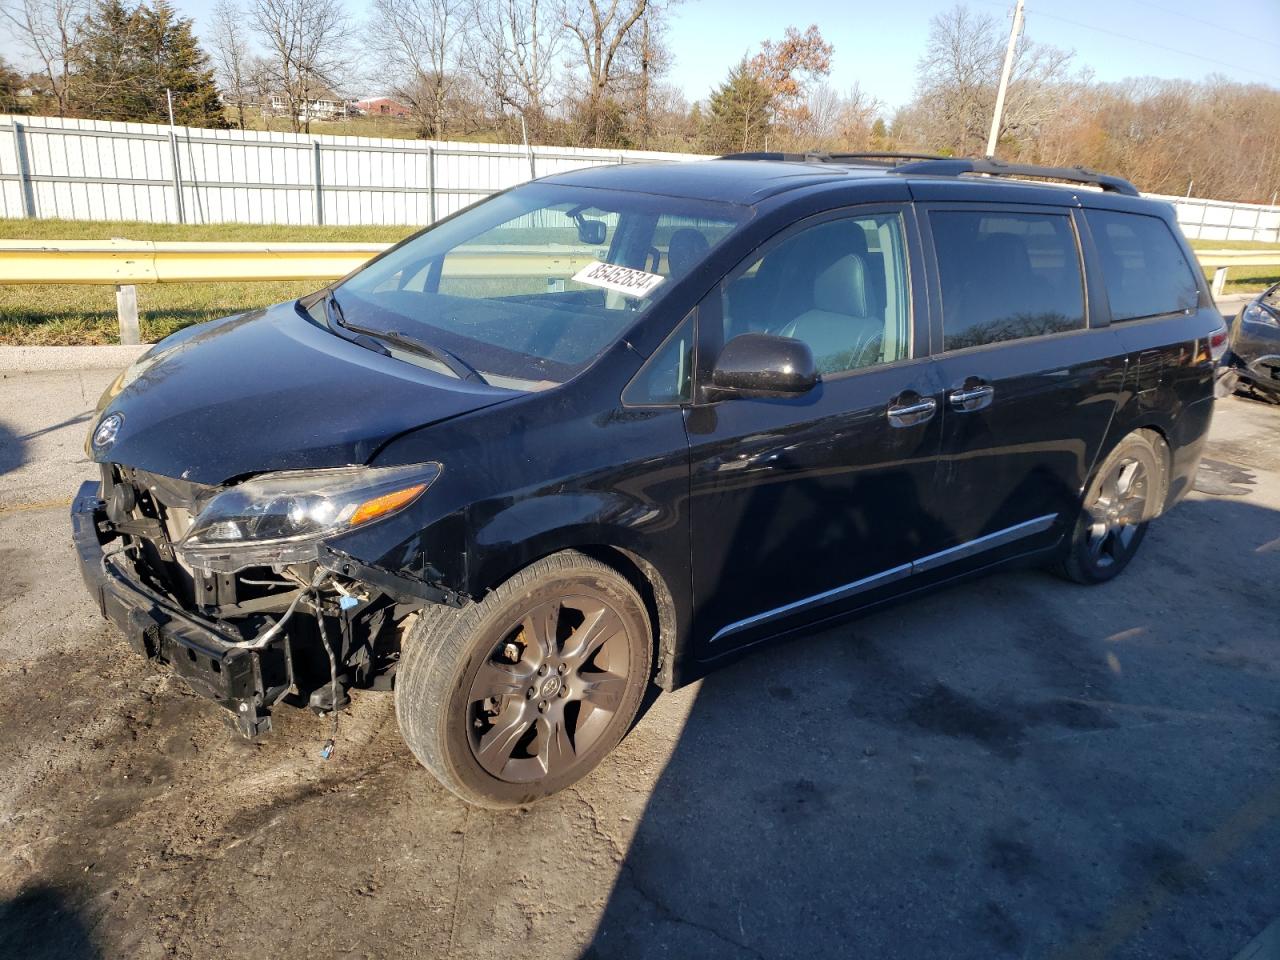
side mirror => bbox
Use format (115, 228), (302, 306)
(576, 217), (608, 245)
(709, 333), (818, 399)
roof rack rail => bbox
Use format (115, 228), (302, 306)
(893, 157), (1140, 195)
(716, 150), (1140, 196)
(717, 150), (950, 165)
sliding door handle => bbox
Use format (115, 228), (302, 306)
(886, 395), (937, 428)
(948, 382), (994, 412)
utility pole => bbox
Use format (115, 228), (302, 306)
(986, 0), (1024, 158)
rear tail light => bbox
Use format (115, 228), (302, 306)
(1208, 322), (1229, 364)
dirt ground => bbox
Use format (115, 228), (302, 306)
(1, 367), (1278, 960)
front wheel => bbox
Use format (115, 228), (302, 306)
(1056, 431), (1167, 585)
(395, 551), (652, 808)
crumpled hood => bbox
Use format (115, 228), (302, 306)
(90, 301), (515, 485)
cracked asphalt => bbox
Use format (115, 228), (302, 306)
(0, 364), (1277, 960)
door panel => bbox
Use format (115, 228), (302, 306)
(685, 206), (944, 656)
(931, 332), (1125, 550)
(922, 204), (1124, 560)
(686, 361), (946, 654)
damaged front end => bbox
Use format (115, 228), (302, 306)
(72, 462), (457, 739)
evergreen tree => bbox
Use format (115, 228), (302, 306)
(699, 61), (774, 154)
(71, 0), (226, 126)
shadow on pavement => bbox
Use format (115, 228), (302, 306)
(0, 885), (102, 960)
(584, 495), (1280, 960)
(0, 421), (25, 479)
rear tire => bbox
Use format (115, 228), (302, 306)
(1056, 431), (1167, 585)
(395, 551), (652, 808)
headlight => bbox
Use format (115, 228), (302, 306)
(1243, 302), (1278, 328)
(177, 463), (441, 572)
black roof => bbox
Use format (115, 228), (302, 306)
(541, 154), (1142, 206)
(542, 159), (891, 205)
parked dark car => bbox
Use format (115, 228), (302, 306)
(72, 154), (1226, 807)
(1227, 281), (1280, 401)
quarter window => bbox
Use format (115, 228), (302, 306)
(931, 210), (1086, 351)
(721, 213), (911, 376)
(1085, 210), (1199, 321)
(622, 313), (694, 405)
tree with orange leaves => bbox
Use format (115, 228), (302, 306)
(747, 24), (833, 131)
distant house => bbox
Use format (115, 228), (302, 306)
(266, 91), (350, 122)
(354, 97), (413, 119)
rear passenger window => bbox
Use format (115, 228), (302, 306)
(931, 211), (1085, 351)
(721, 213), (911, 376)
(1085, 210), (1199, 321)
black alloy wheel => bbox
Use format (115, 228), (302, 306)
(395, 551), (651, 807)
(467, 595), (635, 783)
(1057, 430), (1166, 585)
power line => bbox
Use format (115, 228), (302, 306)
(1029, 7), (1279, 82)
(1122, 0), (1280, 52)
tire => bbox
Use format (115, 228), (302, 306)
(395, 550), (652, 808)
(1056, 430), (1168, 585)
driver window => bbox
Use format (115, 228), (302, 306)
(721, 213), (911, 376)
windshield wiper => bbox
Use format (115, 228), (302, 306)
(324, 290), (486, 384)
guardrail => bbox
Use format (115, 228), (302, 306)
(0, 240), (1277, 345)
(1194, 249), (1280, 298)
(0, 239), (604, 343)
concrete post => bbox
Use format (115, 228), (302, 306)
(1212, 267), (1229, 298)
(116, 284), (141, 344)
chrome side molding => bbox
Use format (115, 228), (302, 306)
(710, 513), (1058, 644)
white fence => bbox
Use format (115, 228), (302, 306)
(1150, 192), (1280, 244)
(1, 114), (1278, 241)
(0, 115), (701, 226)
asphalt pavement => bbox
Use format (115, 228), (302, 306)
(0, 360), (1277, 960)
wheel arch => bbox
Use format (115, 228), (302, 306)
(466, 533), (683, 692)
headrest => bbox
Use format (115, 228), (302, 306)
(813, 254), (870, 317)
(667, 228), (710, 276)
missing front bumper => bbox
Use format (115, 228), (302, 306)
(72, 481), (281, 738)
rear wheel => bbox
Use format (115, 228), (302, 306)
(395, 551), (651, 808)
(1056, 431), (1167, 585)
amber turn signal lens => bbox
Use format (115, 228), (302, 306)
(348, 483), (428, 527)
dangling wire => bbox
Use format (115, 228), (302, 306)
(310, 571), (340, 760)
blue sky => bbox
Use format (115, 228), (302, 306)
(663, 0), (1280, 108)
(4, 0), (1277, 111)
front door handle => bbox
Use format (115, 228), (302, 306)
(886, 395), (937, 428)
(948, 381), (994, 412)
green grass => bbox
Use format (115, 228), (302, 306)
(1188, 238), (1280, 295)
(0, 218), (418, 345)
(1, 219), (1277, 346)
(0, 217), (415, 244)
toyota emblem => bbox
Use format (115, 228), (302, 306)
(92, 412), (124, 450)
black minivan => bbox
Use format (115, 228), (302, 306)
(72, 154), (1226, 807)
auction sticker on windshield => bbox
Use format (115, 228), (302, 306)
(572, 261), (666, 298)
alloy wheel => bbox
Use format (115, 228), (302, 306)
(1085, 457), (1149, 569)
(466, 595), (634, 783)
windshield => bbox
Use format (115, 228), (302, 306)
(330, 182), (748, 388)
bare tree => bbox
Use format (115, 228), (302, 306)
(464, 0), (562, 139)
(561, 0), (648, 146)
(0, 0), (86, 115)
(803, 82), (882, 151)
(368, 0), (462, 138)
(902, 4), (1078, 157)
(209, 0), (260, 129)
(250, 0), (349, 133)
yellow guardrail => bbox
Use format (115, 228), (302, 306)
(1192, 249), (1280, 298)
(0, 239), (390, 285)
(0, 240), (604, 343)
(0, 239), (1276, 344)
